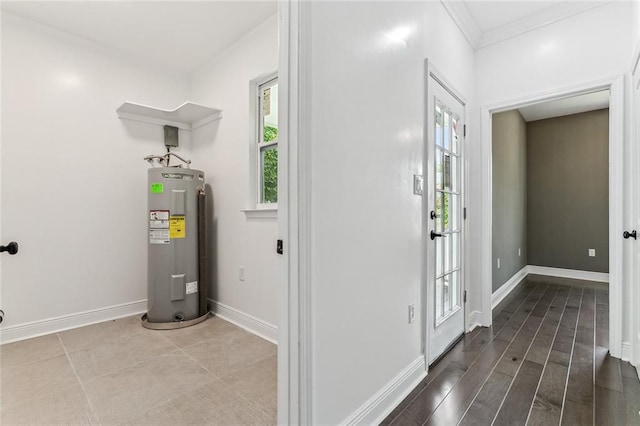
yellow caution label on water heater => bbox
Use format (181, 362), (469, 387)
(169, 216), (185, 239)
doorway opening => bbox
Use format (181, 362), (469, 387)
(491, 91), (610, 301)
(480, 77), (625, 359)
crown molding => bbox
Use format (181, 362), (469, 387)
(476, 1), (610, 49)
(440, 0), (482, 49)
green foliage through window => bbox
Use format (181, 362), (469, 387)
(262, 125), (278, 203)
(262, 147), (278, 203)
(264, 126), (278, 143)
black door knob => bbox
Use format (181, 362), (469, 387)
(623, 230), (637, 240)
(430, 231), (444, 240)
(0, 242), (18, 255)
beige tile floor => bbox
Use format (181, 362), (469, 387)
(0, 315), (277, 425)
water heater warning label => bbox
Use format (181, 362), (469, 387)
(149, 210), (170, 244)
(186, 281), (198, 295)
(149, 230), (170, 244)
(170, 216), (185, 239)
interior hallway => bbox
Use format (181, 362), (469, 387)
(382, 277), (640, 425)
(0, 316), (276, 425)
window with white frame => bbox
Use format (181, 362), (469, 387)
(257, 76), (278, 206)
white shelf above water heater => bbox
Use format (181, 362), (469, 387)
(116, 101), (222, 131)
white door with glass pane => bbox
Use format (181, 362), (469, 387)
(426, 70), (465, 364)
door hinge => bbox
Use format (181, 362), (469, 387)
(463, 124), (466, 137)
(276, 239), (284, 255)
(463, 207), (467, 220)
(464, 290), (467, 303)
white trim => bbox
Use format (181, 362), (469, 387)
(298, 1), (314, 422)
(476, 2), (608, 50)
(481, 106), (493, 327)
(241, 208), (278, 220)
(492, 266), (529, 310)
(622, 341), (632, 362)
(278, 1), (305, 424)
(467, 310), (483, 332)
(527, 265), (609, 283)
(440, 1), (481, 49)
(608, 77), (624, 359)
(341, 356), (427, 426)
(632, 36), (640, 382)
(249, 70), (278, 210)
(480, 76), (625, 359)
(490, 265), (610, 317)
(637, 336), (640, 378)
(0, 300), (146, 345)
(207, 299), (278, 345)
(441, 1), (608, 51)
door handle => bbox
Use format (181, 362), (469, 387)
(623, 230), (637, 240)
(430, 231), (444, 240)
(0, 242), (18, 255)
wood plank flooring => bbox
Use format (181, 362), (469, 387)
(382, 277), (640, 426)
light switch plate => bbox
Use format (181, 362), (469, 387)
(413, 175), (423, 195)
(408, 304), (415, 323)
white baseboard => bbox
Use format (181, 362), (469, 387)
(467, 310), (483, 332)
(492, 265), (529, 310)
(207, 298), (278, 345)
(342, 355), (427, 426)
(527, 265), (609, 283)
(491, 265), (609, 316)
(0, 300), (147, 345)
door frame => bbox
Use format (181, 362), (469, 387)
(277, 1), (312, 424)
(631, 43), (640, 375)
(277, 1), (296, 423)
(423, 60), (469, 366)
(479, 75), (625, 358)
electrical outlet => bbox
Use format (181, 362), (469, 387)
(518, 248), (521, 257)
(239, 266), (245, 281)
(589, 249), (596, 257)
(497, 258), (501, 269)
(408, 304), (415, 323)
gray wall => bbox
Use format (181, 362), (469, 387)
(527, 109), (609, 273)
(492, 110), (528, 292)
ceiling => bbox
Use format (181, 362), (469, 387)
(2, 1), (607, 75)
(1, 1), (610, 119)
(0, 1), (277, 75)
(445, 0), (610, 119)
(518, 91), (610, 122)
(443, 1), (608, 50)
(464, 1), (561, 33)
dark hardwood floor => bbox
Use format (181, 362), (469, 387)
(382, 277), (640, 426)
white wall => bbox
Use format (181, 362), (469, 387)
(300, 2), (474, 423)
(0, 13), (189, 337)
(189, 16), (279, 331)
(475, 3), (633, 106)
(472, 2), (633, 335)
(633, 0), (640, 49)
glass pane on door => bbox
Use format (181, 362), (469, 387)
(434, 101), (462, 326)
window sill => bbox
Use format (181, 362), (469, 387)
(241, 208), (278, 220)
